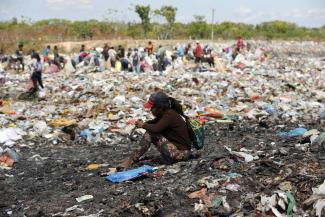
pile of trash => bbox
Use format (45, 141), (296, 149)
(0, 40), (324, 216)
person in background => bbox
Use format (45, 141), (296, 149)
(80, 44), (85, 53)
(15, 43), (24, 71)
(132, 48), (140, 74)
(102, 43), (109, 61)
(108, 46), (117, 68)
(117, 45), (125, 58)
(147, 41), (154, 56)
(53, 45), (59, 59)
(0, 64), (5, 85)
(90, 47), (100, 67)
(120, 55), (129, 71)
(79, 44), (88, 63)
(184, 43), (193, 60)
(177, 44), (184, 60)
(194, 41), (203, 64)
(237, 36), (244, 50)
(43, 45), (51, 63)
(0, 48), (7, 63)
(127, 48), (133, 58)
(156, 45), (166, 72)
(29, 53), (44, 94)
(119, 92), (193, 168)
(53, 45), (65, 69)
(232, 47), (240, 62)
(206, 48), (215, 67)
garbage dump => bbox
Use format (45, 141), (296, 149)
(0, 40), (324, 216)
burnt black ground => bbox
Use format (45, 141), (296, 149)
(0, 120), (324, 217)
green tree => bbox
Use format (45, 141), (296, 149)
(187, 15), (209, 39)
(154, 6), (177, 39)
(135, 5), (151, 37)
(258, 20), (298, 39)
(70, 21), (92, 39)
(214, 21), (255, 39)
(11, 17), (18, 25)
(154, 6), (177, 27)
(127, 22), (142, 39)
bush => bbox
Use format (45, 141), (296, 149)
(0, 18), (324, 52)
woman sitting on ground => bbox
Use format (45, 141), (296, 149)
(120, 92), (193, 168)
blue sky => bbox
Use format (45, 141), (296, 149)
(0, 0), (324, 27)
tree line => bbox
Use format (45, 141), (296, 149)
(0, 5), (324, 51)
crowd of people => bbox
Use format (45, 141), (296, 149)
(0, 37), (257, 105)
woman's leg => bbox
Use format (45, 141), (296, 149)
(153, 136), (191, 164)
(37, 72), (44, 89)
(131, 132), (155, 163)
(31, 72), (38, 91)
(131, 132), (190, 164)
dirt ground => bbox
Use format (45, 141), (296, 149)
(0, 120), (324, 217)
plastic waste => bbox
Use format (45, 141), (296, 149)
(3, 148), (20, 162)
(285, 192), (295, 217)
(197, 176), (219, 189)
(112, 95), (126, 105)
(87, 163), (101, 170)
(225, 146), (257, 162)
(303, 129), (320, 138)
(34, 121), (49, 136)
(314, 200), (325, 217)
(265, 106), (276, 115)
(312, 133), (325, 147)
(49, 118), (76, 127)
(87, 163), (109, 170)
(225, 183), (240, 191)
(211, 197), (223, 208)
(78, 210), (104, 217)
(277, 128), (307, 137)
(0, 152), (14, 167)
(80, 129), (91, 138)
(0, 127), (26, 146)
(106, 165), (156, 183)
(303, 181), (325, 216)
(188, 188), (208, 199)
(76, 195), (94, 203)
(225, 172), (242, 179)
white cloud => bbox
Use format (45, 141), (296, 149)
(287, 8), (325, 19)
(47, 0), (93, 11)
(234, 7), (253, 17)
(0, 5), (9, 15)
(0, 9), (9, 14)
(230, 7), (325, 26)
(232, 7), (267, 23)
(232, 7), (261, 23)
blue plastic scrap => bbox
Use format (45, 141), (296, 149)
(277, 128), (307, 138)
(80, 129), (91, 138)
(265, 106), (276, 115)
(106, 165), (155, 183)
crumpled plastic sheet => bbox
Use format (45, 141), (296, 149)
(277, 128), (308, 138)
(106, 165), (156, 183)
(0, 127), (26, 146)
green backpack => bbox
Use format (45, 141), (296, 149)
(185, 117), (205, 150)
(169, 97), (205, 150)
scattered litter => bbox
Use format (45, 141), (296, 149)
(76, 195), (94, 203)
